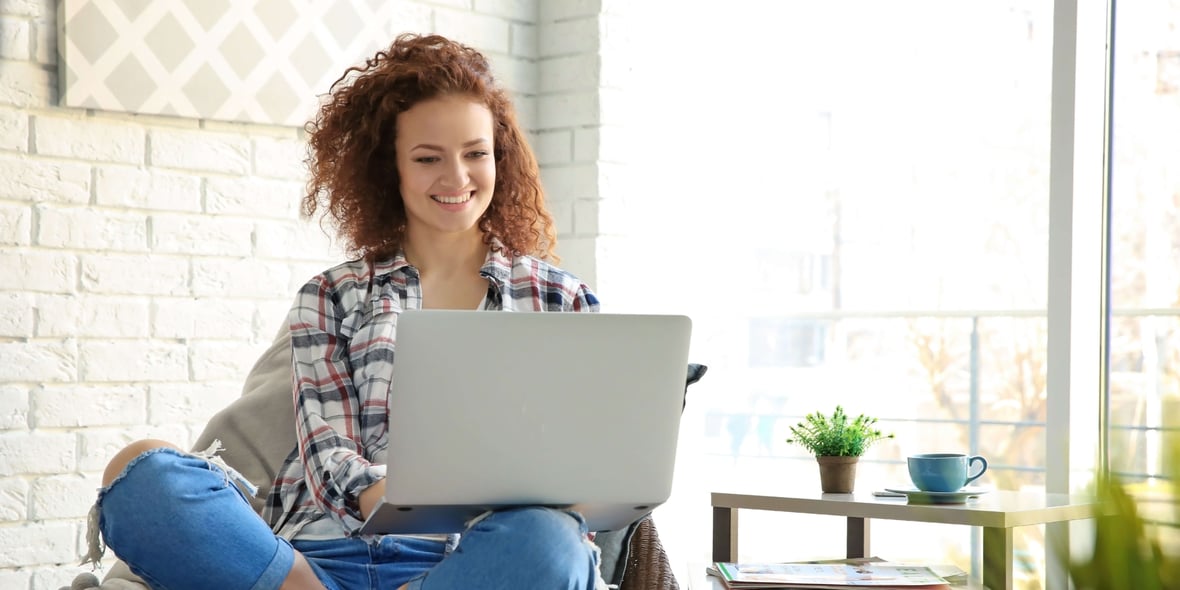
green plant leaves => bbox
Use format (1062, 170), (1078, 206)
(785, 405), (893, 457)
(1066, 476), (1172, 589)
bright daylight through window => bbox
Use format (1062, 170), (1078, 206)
(610, 2), (1180, 589)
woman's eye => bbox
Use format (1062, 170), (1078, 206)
(467, 150), (490, 159)
(414, 156), (440, 164)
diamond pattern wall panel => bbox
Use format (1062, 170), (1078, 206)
(59, 0), (402, 126)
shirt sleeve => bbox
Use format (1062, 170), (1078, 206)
(570, 281), (601, 313)
(288, 275), (385, 532)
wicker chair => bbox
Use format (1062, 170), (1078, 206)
(620, 516), (681, 590)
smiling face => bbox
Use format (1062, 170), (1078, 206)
(395, 94), (496, 243)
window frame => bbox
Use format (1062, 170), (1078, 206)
(1044, 0), (1114, 585)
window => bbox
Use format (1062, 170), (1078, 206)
(609, 1), (1139, 588)
(1108, 1), (1180, 483)
(748, 317), (826, 368)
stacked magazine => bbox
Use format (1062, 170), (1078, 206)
(708, 558), (959, 589)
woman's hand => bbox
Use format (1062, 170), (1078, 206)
(358, 479), (387, 520)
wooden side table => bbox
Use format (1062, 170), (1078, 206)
(711, 490), (1101, 590)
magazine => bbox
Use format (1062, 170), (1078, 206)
(710, 561), (951, 589)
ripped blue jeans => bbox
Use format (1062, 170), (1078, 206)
(92, 447), (606, 590)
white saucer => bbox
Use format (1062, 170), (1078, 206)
(883, 486), (990, 505)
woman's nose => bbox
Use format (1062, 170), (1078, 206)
(439, 159), (468, 188)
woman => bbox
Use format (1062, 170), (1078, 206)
(92, 33), (605, 590)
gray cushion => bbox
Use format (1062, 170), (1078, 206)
(190, 324), (295, 513)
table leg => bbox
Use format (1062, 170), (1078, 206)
(846, 517), (869, 558)
(982, 526), (1014, 590)
(712, 506), (738, 562)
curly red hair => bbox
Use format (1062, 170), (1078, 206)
(302, 33), (557, 261)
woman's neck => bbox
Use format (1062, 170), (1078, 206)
(402, 228), (488, 278)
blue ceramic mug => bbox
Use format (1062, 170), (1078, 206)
(907, 453), (988, 492)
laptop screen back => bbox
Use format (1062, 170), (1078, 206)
(357, 310), (692, 534)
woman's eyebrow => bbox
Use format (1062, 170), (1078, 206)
(410, 138), (490, 151)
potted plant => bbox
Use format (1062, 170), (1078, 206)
(786, 405), (893, 493)
(1058, 437), (1180, 589)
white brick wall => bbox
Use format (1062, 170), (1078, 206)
(0, 0), (330, 581)
(535, 0), (620, 292)
(0, 0), (616, 583)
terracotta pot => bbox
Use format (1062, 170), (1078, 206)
(816, 455), (859, 493)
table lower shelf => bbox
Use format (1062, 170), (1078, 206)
(685, 562), (985, 590)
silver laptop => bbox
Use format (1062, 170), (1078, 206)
(357, 310), (692, 535)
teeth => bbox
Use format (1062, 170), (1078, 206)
(433, 193), (471, 204)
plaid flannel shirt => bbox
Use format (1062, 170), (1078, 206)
(263, 247), (600, 539)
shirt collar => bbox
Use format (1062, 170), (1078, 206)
(479, 242), (513, 287)
(373, 239), (515, 288)
(371, 251), (413, 277)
